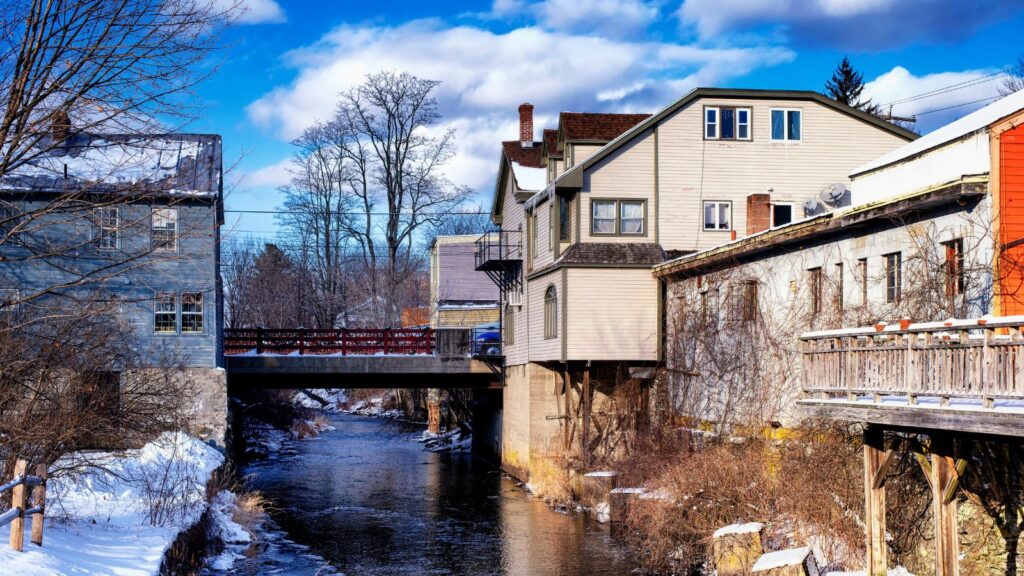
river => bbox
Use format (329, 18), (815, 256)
(223, 412), (639, 576)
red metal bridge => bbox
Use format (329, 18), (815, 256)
(223, 327), (501, 389)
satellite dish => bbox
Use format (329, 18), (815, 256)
(820, 183), (847, 205)
(803, 197), (820, 214)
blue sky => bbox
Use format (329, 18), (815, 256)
(191, 0), (1024, 241)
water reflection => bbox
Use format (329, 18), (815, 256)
(235, 413), (636, 576)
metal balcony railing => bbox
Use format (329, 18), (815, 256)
(474, 230), (522, 272)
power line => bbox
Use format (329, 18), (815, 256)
(223, 208), (491, 216)
(879, 69), (1010, 107)
(915, 95), (1002, 117)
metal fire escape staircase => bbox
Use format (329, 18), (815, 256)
(473, 229), (522, 378)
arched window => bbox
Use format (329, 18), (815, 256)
(544, 285), (557, 339)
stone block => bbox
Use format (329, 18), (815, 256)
(608, 487), (645, 524)
(713, 522), (764, 576)
(752, 547), (819, 576)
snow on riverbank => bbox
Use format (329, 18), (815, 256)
(0, 431), (223, 576)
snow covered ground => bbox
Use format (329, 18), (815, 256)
(0, 432), (223, 576)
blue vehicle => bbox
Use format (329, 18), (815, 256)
(472, 322), (501, 356)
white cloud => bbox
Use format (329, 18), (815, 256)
(246, 19), (792, 195)
(678, 0), (1018, 49)
(537, 0), (660, 38)
(863, 66), (1005, 133)
(212, 0), (286, 25)
(239, 157), (294, 188)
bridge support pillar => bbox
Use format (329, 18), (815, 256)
(863, 426), (889, 576)
(928, 434), (960, 576)
(427, 388), (442, 435)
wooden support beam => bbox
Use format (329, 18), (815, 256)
(8, 459), (26, 552)
(863, 427), (888, 576)
(872, 447), (898, 490)
(930, 434), (960, 576)
(582, 365), (592, 468)
(30, 463), (45, 547)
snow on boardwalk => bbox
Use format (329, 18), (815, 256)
(0, 432), (223, 575)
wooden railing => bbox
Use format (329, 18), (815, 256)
(800, 316), (1024, 408)
(224, 328), (435, 356)
(1, 459), (46, 552)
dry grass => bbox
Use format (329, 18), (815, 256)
(232, 490), (270, 529)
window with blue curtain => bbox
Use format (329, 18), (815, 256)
(771, 109), (801, 141)
(771, 110), (784, 140)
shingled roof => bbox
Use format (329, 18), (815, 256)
(557, 242), (666, 266)
(558, 112), (651, 143)
(542, 129), (561, 159)
(501, 140), (544, 168)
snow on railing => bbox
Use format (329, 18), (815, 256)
(224, 327), (435, 356)
(800, 316), (1024, 407)
(0, 459), (47, 552)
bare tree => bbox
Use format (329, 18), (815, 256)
(330, 71), (473, 326)
(1001, 56), (1024, 97)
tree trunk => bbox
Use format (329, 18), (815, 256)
(1006, 533), (1019, 576)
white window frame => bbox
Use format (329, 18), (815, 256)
(771, 202), (794, 228)
(151, 207), (178, 252)
(770, 108), (802, 142)
(181, 292), (204, 334)
(704, 107), (718, 139)
(703, 200), (732, 231)
(94, 206), (119, 251)
(154, 292), (178, 334)
(705, 106), (752, 141)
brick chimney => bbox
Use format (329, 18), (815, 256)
(746, 192), (772, 235)
(518, 103), (534, 148)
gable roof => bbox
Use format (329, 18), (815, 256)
(558, 112), (650, 144)
(851, 89), (1024, 177)
(542, 129), (561, 159)
(501, 140), (544, 169)
(555, 88), (918, 190)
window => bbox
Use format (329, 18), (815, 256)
(835, 262), (844, 310)
(559, 195), (571, 241)
(772, 203), (793, 227)
(809, 267), (822, 314)
(155, 293), (177, 333)
(181, 293), (203, 333)
(544, 285), (557, 339)
(705, 107), (752, 140)
(94, 207), (118, 250)
(705, 108), (717, 139)
(944, 239), (965, 300)
(505, 306), (515, 346)
(592, 200), (616, 234)
(770, 109), (801, 141)
(529, 213), (537, 260)
(857, 258), (869, 306)
(589, 199), (645, 236)
(703, 201), (731, 231)
(548, 203), (555, 250)
(152, 208), (177, 251)
(740, 280), (758, 322)
(885, 252), (902, 304)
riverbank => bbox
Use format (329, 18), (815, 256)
(0, 432), (223, 575)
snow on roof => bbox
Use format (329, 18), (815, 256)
(852, 89), (1024, 176)
(713, 522), (764, 538)
(1, 133), (221, 196)
(752, 547), (811, 572)
(511, 161), (546, 192)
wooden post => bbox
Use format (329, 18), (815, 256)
(930, 434), (960, 576)
(256, 327), (264, 355)
(9, 459), (26, 552)
(30, 463), (45, 547)
(582, 365), (592, 468)
(341, 329), (348, 356)
(863, 427), (888, 576)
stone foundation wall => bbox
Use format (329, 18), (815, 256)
(179, 367), (228, 447)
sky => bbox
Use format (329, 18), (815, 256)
(189, 0), (1024, 242)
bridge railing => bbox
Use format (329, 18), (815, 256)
(224, 328), (434, 356)
(800, 316), (1024, 409)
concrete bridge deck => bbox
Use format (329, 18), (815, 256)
(226, 354), (501, 389)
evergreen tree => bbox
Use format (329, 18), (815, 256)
(825, 56), (881, 115)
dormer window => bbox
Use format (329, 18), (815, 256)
(705, 107), (751, 141)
